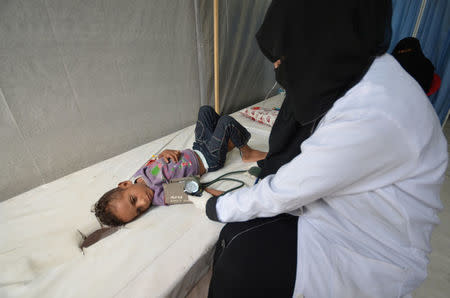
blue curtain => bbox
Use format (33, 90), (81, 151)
(390, 0), (450, 124)
(389, 0), (423, 52)
(417, 1), (450, 124)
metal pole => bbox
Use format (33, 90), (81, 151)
(214, 0), (220, 114)
(412, 0), (427, 37)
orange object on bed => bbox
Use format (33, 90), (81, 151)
(427, 73), (441, 96)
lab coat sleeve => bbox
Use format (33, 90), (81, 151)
(209, 110), (415, 222)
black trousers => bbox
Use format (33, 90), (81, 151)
(257, 97), (319, 179)
(208, 214), (298, 298)
(193, 105), (251, 172)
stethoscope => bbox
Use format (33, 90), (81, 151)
(183, 166), (262, 196)
(183, 170), (249, 196)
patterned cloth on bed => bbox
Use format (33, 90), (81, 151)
(240, 106), (279, 127)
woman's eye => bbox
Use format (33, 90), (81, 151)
(130, 196), (137, 204)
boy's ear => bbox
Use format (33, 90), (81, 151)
(118, 180), (132, 188)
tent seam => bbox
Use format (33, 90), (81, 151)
(0, 88), (45, 186)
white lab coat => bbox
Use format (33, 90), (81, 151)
(215, 54), (448, 298)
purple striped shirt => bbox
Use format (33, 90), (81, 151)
(130, 149), (200, 205)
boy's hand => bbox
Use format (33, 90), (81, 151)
(158, 149), (181, 163)
(204, 188), (224, 197)
(274, 59), (281, 69)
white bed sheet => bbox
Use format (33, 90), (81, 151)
(0, 95), (284, 298)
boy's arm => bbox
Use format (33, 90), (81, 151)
(158, 149), (181, 163)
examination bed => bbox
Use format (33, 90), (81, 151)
(0, 94), (284, 298)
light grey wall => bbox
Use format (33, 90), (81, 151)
(218, 0), (275, 113)
(0, 0), (275, 201)
(195, 0), (275, 114)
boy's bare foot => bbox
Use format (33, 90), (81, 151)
(239, 145), (267, 162)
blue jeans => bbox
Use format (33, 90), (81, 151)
(193, 106), (251, 172)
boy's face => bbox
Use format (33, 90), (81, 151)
(109, 180), (153, 223)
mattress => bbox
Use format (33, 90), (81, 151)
(0, 94), (284, 298)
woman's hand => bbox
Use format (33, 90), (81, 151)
(158, 149), (181, 163)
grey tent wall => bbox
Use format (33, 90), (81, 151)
(0, 0), (275, 201)
(195, 0), (275, 113)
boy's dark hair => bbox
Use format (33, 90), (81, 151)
(94, 188), (125, 227)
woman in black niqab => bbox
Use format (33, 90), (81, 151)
(256, 0), (392, 178)
(207, 2), (393, 297)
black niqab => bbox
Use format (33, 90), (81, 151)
(392, 37), (434, 93)
(256, 0), (392, 125)
(256, 0), (392, 178)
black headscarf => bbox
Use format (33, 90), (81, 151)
(255, 0), (392, 178)
(256, 0), (392, 125)
(392, 37), (434, 93)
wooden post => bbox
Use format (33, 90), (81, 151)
(214, 0), (220, 114)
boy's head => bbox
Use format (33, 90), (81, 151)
(94, 181), (153, 226)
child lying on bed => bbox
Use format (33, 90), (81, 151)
(94, 105), (267, 226)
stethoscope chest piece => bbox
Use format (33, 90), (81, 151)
(183, 176), (203, 196)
